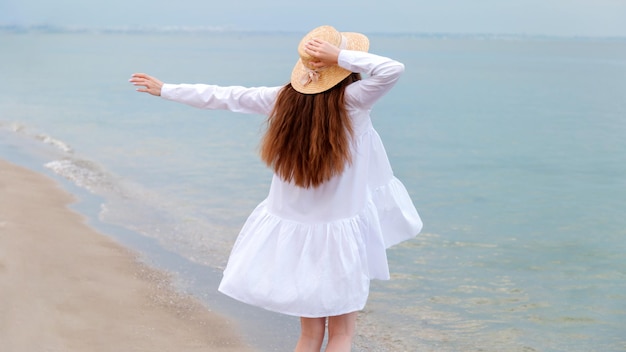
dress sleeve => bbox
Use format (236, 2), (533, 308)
(338, 50), (405, 109)
(160, 84), (282, 115)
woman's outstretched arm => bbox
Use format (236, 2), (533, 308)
(129, 72), (281, 115)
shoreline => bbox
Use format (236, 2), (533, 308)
(0, 158), (254, 351)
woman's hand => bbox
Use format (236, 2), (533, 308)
(129, 73), (163, 96)
(304, 39), (341, 69)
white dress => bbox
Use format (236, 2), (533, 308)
(161, 50), (423, 318)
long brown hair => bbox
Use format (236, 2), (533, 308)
(260, 73), (361, 188)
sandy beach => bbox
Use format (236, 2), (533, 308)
(0, 158), (253, 352)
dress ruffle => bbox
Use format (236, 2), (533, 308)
(372, 176), (424, 249)
(218, 177), (422, 318)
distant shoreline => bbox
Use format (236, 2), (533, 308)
(1, 24), (625, 41)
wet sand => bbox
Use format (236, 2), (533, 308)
(0, 158), (254, 352)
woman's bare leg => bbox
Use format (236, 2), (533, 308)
(326, 312), (357, 352)
(295, 317), (326, 352)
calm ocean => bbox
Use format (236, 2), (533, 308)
(1, 28), (625, 351)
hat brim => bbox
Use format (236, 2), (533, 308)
(291, 31), (369, 94)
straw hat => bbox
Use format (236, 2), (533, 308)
(290, 25), (369, 94)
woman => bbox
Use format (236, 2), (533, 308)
(130, 25), (422, 352)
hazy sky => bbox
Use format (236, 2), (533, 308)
(2, 0), (626, 37)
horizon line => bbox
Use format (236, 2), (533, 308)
(1, 24), (625, 40)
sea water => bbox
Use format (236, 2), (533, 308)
(1, 27), (625, 351)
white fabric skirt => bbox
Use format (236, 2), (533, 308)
(218, 177), (422, 318)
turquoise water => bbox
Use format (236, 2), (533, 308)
(1, 28), (625, 351)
